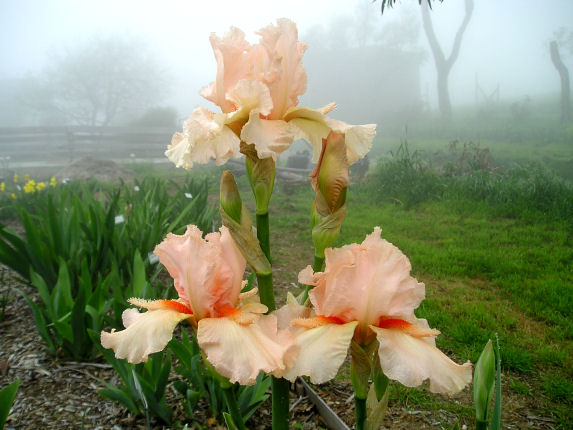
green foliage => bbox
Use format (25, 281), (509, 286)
(169, 329), (271, 425)
(0, 379), (20, 430)
(89, 329), (173, 424)
(368, 141), (573, 225)
(369, 142), (444, 208)
(16, 258), (113, 358)
(0, 176), (214, 359)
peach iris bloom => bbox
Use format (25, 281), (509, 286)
(167, 19), (376, 169)
(280, 227), (472, 394)
(101, 225), (296, 385)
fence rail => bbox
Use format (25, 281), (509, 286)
(0, 126), (173, 165)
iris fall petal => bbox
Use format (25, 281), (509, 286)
(101, 305), (191, 364)
(197, 313), (297, 385)
(371, 326), (472, 394)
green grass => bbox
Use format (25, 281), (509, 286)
(266, 172), (572, 426)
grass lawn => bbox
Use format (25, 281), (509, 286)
(266, 180), (573, 428)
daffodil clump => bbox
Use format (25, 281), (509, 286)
(1, 174), (58, 200)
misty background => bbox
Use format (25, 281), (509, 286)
(1, 0), (572, 154)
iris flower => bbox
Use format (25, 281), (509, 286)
(166, 19), (376, 170)
(101, 225), (296, 385)
(280, 227), (472, 394)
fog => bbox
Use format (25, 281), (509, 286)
(1, 0), (572, 126)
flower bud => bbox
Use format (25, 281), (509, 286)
(220, 170), (243, 224)
(474, 339), (495, 424)
(219, 171), (271, 276)
(310, 131), (349, 258)
(242, 143), (275, 215)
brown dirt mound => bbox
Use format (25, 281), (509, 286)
(55, 157), (133, 183)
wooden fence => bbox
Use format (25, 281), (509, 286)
(0, 126), (173, 167)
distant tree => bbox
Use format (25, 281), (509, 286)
(550, 28), (572, 123)
(31, 36), (167, 126)
(420, 0), (473, 118)
(379, 0), (443, 14)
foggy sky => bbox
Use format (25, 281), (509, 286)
(1, 0), (572, 117)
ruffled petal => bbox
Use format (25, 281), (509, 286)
(200, 27), (253, 113)
(323, 117), (376, 165)
(153, 225), (246, 320)
(166, 107), (241, 169)
(371, 326), (472, 394)
(197, 314), (298, 385)
(225, 79), (273, 124)
(282, 320), (358, 384)
(101, 304), (191, 364)
(240, 111), (293, 161)
(309, 227), (425, 334)
(273, 292), (311, 330)
(256, 19), (307, 119)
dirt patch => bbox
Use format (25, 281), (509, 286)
(54, 157), (134, 183)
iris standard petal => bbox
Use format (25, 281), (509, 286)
(153, 226), (246, 320)
(240, 111), (293, 161)
(225, 79), (273, 124)
(308, 227), (425, 331)
(256, 18), (307, 119)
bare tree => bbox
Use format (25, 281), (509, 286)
(421, 0), (474, 118)
(550, 28), (572, 123)
(33, 36), (167, 126)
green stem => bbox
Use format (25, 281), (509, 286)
(354, 396), (367, 430)
(222, 385), (247, 430)
(312, 254), (325, 272)
(255, 212), (275, 310)
(256, 272), (275, 312)
(272, 377), (290, 430)
(255, 211), (289, 430)
(256, 213), (271, 261)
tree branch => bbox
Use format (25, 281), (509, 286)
(446, 0), (474, 69)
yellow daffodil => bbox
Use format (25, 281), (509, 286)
(23, 180), (36, 194)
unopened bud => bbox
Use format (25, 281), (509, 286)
(220, 170), (242, 224)
(243, 143), (275, 215)
(219, 170), (271, 276)
(310, 132), (349, 258)
(314, 132), (349, 214)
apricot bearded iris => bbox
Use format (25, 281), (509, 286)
(279, 227), (472, 394)
(101, 225), (296, 385)
(166, 19), (376, 170)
